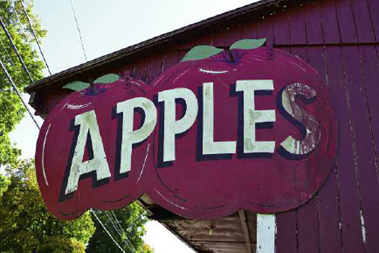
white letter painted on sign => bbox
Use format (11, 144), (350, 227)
(158, 88), (198, 162)
(280, 83), (320, 155)
(202, 82), (236, 155)
(236, 80), (276, 153)
(65, 110), (111, 195)
(117, 97), (157, 174)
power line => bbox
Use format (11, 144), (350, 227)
(105, 212), (132, 251)
(0, 15), (34, 83)
(19, 0), (52, 75)
(0, 39), (15, 66)
(69, 0), (88, 62)
(90, 209), (126, 253)
(0, 57), (40, 130)
(106, 211), (137, 253)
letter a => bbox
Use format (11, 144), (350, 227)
(63, 110), (111, 196)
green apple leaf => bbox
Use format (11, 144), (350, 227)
(229, 38), (266, 50)
(94, 73), (120, 84)
(62, 81), (90, 92)
(181, 45), (224, 62)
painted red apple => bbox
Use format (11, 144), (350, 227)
(145, 39), (337, 219)
(35, 74), (157, 220)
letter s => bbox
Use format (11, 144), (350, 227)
(278, 83), (321, 158)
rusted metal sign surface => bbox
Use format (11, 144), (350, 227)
(35, 40), (337, 220)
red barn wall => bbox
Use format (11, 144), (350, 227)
(34, 0), (379, 252)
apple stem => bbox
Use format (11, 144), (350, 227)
(225, 48), (236, 62)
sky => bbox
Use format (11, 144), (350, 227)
(8, 0), (258, 252)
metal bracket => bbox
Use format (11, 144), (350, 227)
(266, 39), (275, 60)
(122, 70), (132, 88)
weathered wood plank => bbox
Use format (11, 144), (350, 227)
(274, 41), (297, 253)
(353, 45), (379, 253)
(366, 0), (379, 41)
(340, 45), (378, 253)
(161, 50), (180, 72)
(325, 46), (365, 253)
(257, 16), (274, 45)
(272, 11), (290, 45)
(132, 58), (149, 83)
(191, 241), (256, 253)
(290, 45), (319, 253)
(308, 46), (342, 253)
(164, 215), (247, 243)
(350, 0), (376, 43)
(317, 164), (343, 253)
(145, 53), (165, 84)
(303, 1), (323, 44)
(334, 0), (358, 43)
(225, 24), (243, 47)
(275, 211), (298, 253)
(286, 4), (306, 45)
(212, 28), (227, 48)
(318, 0), (340, 44)
(241, 19), (259, 39)
(238, 210), (253, 253)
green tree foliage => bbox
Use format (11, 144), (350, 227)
(87, 203), (152, 253)
(0, 173), (10, 196)
(142, 243), (155, 253)
(0, 160), (95, 252)
(0, 0), (45, 166)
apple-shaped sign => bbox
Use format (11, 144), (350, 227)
(35, 39), (337, 220)
(145, 39), (337, 219)
(35, 74), (157, 220)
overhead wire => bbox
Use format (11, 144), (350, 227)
(108, 210), (137, 253)
(0, 10), (41, 130)
(105, 211), (133, 251)
(0, 15), (33, 83)
(90, 209), (127, 253)
(0, 57), (40, 130)
(66, 2), (138, 251)
(0, 39), (15, 66)
(69, 0), (88, 62)
(19, 0), (52, 75)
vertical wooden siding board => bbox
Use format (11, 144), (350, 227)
(318, 0), (340, 44)
(317, 164), (343, 253)
(195, 33), (213, 46)
(333, 0), (358, 43)
(287, 46), (319, 253)
(359, 46), (379, 170)
(145, 54), (165, 84)
(242, 20), (259, 39)
(275, 211), (298, 253)
(161, 50), (180, 72)
(271, 11), (290, 45)
(257, 16), (274, 45)
(132, 58), (150, 82)
(274, 46), (298, 253)
(307, 46), (342, 253)
(212, 28), (227, 48)
(349, 0), (376, 43)
(340, 45), (379, 253)
(354, 45), (379, 252)
(286, 5), (306, 45)
(365, 0), (379, 41)
(225, 25), (243, 47)
(303, 2), (323, 44)
(325, 46), (365, 253)
(289, 8), (319, 251)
